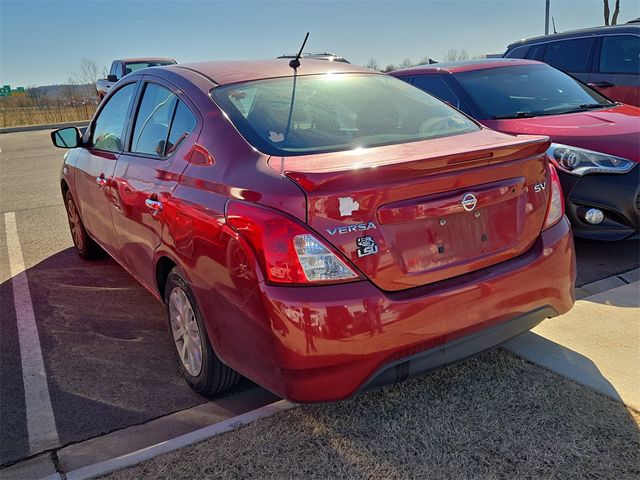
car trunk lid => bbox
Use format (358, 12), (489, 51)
(268, 129), (551, 291)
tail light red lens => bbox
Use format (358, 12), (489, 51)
(543, 162), (565, 230)
(225, 201), (360, 285)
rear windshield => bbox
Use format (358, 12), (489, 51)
(211, 73), (478, 155)
(455, 64), (612, 119)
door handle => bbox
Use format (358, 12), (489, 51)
(96, 175), (108, 187)
(145, 197), (163, 216)
(588, 81), (615, 88)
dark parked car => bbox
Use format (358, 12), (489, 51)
(503, 24), (640, 106)
(391, 59), (640, 241)
(50, 59), (574, 402)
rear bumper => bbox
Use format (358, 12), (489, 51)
(241, 217), (575, 402)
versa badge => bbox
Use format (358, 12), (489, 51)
(356, 236), (379, 258)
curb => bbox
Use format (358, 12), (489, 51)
(65, 399), (294, 480)
(0, 121), (90, 134)
(575, 267), (639, 300)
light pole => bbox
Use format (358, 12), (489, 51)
(545, 0), (550, 35)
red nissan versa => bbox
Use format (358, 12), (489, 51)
(50, 59), (575, 402)
(392, 59), (640, 241)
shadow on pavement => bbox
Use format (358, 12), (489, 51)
(0, 248), (255, 466)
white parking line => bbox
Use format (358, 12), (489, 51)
(4, 212), (59, 454)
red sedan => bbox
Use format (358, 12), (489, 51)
(51, 59), (575, 402)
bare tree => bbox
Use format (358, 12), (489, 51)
(26, 85), (47, 108)
(365, 58), (379, 71)
(604, 0), (621, 25)
(399, 58), (414, 69)
(382, 64), (397, 73)
(443, 49), (470, 61)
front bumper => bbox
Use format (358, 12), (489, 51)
(234, 218), (575, 403)
(559, 164), (640, 241)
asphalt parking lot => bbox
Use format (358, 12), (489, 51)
(0, 129), (638, 469)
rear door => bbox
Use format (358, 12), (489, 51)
(110, 77), (200, 289)
(74, 81), (138, 253)
(589, 34), (640, 106)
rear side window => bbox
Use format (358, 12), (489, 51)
(599, 35), (640, 74)
(91, 83), (136, 152)
(542, 38), (595, 73)
(131, 83), (196, 157)
(166, 102), (197, 154)
(411, 75), (466, 111)
(505, 45), (529, 58)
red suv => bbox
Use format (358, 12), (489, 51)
(51, 59), (575, 402)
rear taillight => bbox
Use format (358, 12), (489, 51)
(226, 201), (360, 285)
(543, 163), (565, 230)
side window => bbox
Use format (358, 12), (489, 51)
(91, 83), (136, 152)
(109, 63), (117, 76)
(599, 35), (640, 74)
(526, 44), (546, 60)
(166, 101), (197, 154)
(131, 83), (178, 156)
(130, 83), (197, 157)
(411, 75), (466, 111)
(505, 45), (529, 58)
(542, 38), (595, 73)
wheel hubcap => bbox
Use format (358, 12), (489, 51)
(66, 199), (84, 250)
(169, 287), (203, 376)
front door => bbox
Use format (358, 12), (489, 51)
(74, 82), (138, 253)
(110, 78), (200, 290)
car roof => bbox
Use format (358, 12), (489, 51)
(118, 57), (176, 63)
(507, 23), (639, 49)
(390, 58), (543, 75)
(167, 59), (376, 86)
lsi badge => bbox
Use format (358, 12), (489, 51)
(356, 236), (379, 258)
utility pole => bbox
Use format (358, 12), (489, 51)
(545, 0), (550, 35)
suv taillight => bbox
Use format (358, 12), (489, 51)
(543, 163), (565, 230)
(225, 201), (360, 285)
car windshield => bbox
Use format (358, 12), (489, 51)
(211, 73), (478, 155)
(455, 64), (613, 119)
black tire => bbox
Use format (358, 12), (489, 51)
(164, 267), (241, 396)
(64, 190), (101, 260)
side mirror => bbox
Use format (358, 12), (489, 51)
(107, 74), (118, 82)
(51, 127), (82, 149)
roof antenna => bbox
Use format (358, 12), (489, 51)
(289, 32), (310, 69)
(552, 16), (557, 33)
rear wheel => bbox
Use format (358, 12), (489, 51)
(64, 190), (101, 260)
(165, 267), (240, 396)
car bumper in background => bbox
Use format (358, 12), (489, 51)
(559, 165), (640, 241)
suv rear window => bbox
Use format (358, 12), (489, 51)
(211, 73), (478, 156)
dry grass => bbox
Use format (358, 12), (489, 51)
(0, 106), (95, 128)
(104, 349), (640, 480)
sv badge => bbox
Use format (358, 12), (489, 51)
(533, 182), (546, 193)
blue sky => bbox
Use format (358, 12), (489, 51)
(1, 0), (639, 87)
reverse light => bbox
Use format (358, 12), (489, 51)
(547, 143), (634, 176)
(226, 201), (359, 285)
(543, 163), (565, 230)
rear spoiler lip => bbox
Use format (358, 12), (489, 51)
(276, 134), (550, 192)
